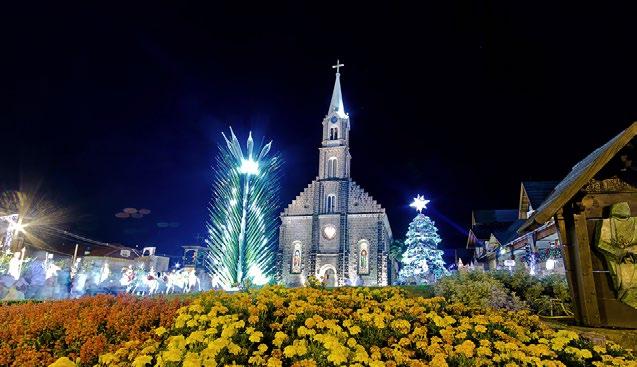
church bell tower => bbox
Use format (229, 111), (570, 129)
(319, 60), (351, 180)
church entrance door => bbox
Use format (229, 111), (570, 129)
(318, 264), (338, 287)
(324, 268), (336, 287)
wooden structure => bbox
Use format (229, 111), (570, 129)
(520, 122), (637, 328)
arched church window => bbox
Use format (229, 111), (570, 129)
(358, 240), (370, 274)
(291, 241), (302, 274)
(327, 157), (338, 177)
(329, 127), (339, 140)
(326, 194), (336, 213)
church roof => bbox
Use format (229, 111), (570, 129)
(520, 122), (637, 232)
(329, 72), (347, 118)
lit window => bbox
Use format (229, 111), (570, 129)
(327, 157), (338, 177)
(326, 194), (336, 213)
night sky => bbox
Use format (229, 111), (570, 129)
(3, 2), (637, 259)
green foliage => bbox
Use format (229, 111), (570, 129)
(400, 284), (435, 298)
(305, 275), (325, 289)
(389, 239), (406, 262)
(493, 270), (573, 316)
(434, 270), (573, 316)
(434, 271), (526, 311)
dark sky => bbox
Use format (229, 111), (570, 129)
(3, 2), (637, 258)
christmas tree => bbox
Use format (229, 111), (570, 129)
(205, 128), (282, 290)
(398, 195), (449, 284)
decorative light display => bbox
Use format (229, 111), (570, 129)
(398, 197), (449, 284)
(205, 128), (281, 290)
(545, 258), (556, 271)
(409, 195), (430, 214)
(1, 214), (23, 251)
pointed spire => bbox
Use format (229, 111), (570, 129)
(330, 60), (346, 118)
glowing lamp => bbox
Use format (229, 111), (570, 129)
(546, 259), (555, 271)
(239, 158), (259, 175)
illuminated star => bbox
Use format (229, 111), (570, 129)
(410, 195), (430, 213)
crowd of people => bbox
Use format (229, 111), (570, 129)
(0, 250), (210, 301)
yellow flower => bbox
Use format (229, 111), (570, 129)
(430, 353), (448, 367)
(257, 343), (268, 354)
(163, 348), (183, 362)
(390, 319), (411, 335)
(267, 357), (283, 367)
(99, 353), (118, 364)
(132, 355), (153, 367)
(250, 331), (264, 343)
(227, 342), (241, 355)
(593, 345), (607, 354)
(155, 326), (168, 336)
(474, 324), (487, 333)
(187, 330), (206, 344)
(305, 318), (316, 328)
(48, 357), (76, 367)
(273, 331), (288, 347)
(183, 353), (202, 367)
(247, 315), (259, 324)
(455, 340), (476, 358)
(328, 350), (348, 365)
(373, 314), (386, 329)
(349, 325), (362, 335)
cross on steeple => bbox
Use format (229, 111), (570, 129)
(332, 59), (344, 74)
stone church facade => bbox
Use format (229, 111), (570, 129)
(278, 68), (393, 287)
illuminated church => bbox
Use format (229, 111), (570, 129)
(278, 63), (393, 287)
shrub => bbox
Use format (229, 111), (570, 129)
(492, 270), (573, 316)
(434, 270), (573, 317)
(434, 271), (526, 311)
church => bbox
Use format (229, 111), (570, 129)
(278, 63), (393, 287)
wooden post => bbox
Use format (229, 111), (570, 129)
(572, 211), (601, 326)
(555, 209), (581, 322)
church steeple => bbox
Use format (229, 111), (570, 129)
(329, 60), (346, 118)
(319, 60), (351, 179)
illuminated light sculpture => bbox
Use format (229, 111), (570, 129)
(529, 252), (537, 276)
(8, 251), (22, 280)
(1, 214), (23, 251)
(205, 127), (282, 290)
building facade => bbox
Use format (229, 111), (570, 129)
(278, 68), (393, 287)
(467, 181), (565, 276)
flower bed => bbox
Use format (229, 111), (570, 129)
(45, 286), (635, 367)
(0, 294), (189, 367)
